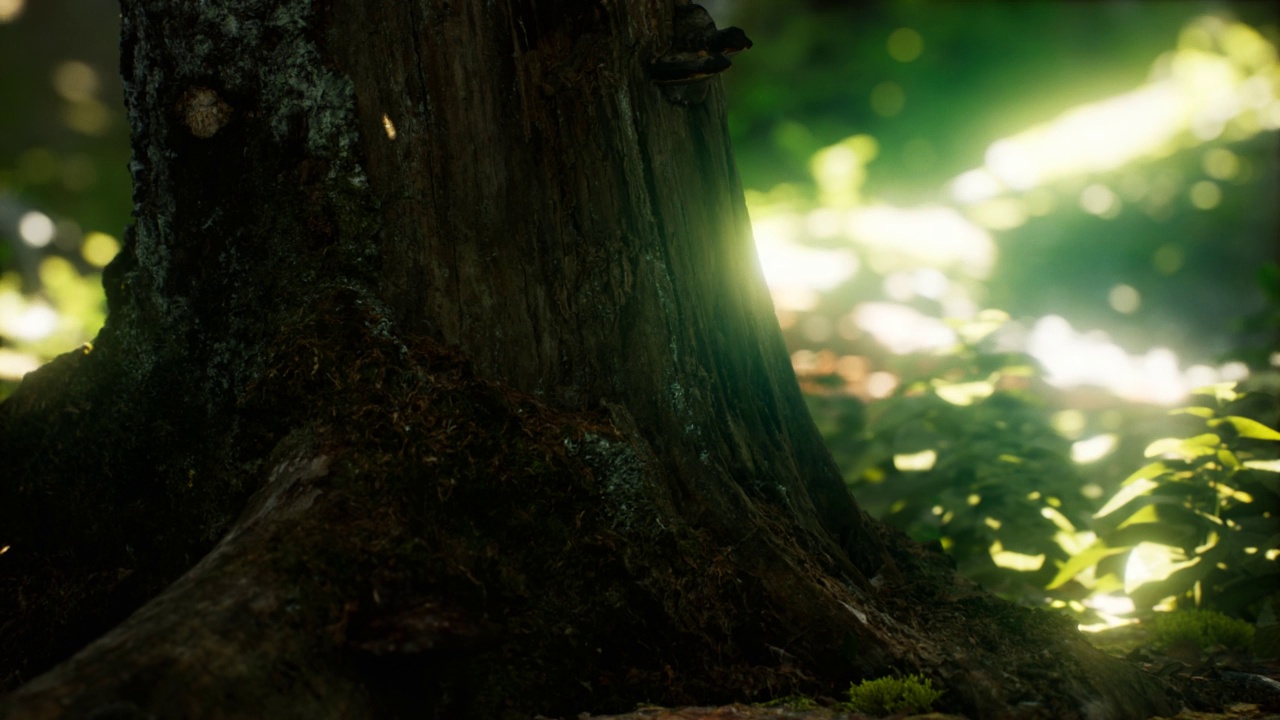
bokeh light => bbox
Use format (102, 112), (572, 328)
(887, 27), (924, 63)
(0, 0), (23, 23)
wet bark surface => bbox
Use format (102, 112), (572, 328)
(0, 1), (1209, 718)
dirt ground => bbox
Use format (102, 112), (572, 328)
(576, 621), (1280, 720)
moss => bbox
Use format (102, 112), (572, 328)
(1150, 609), (1255, 655)
(842, 674), (942, 716)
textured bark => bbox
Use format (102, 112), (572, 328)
(0, 1), (1183, 718)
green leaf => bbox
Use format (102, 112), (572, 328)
(1243, 459), (1280, 473)
(1129, 560), (1212, 611)
(1106, 520), (1198, 549)
(1217, 449), (1241, 469)
(1145, 434), (1221, 460)
(1209, 416), (1280, 441)
(1095, 477), (1160, 519)
(1170, 406), (1215, 418)
(1191, 383), (1239, 403)
(1120, 461), (1169, 486)
(1046, 540), (1128, 589)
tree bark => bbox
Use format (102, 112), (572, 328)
(1, 1), (1182, 718)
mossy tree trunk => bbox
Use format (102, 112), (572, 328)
(1, 1), (1180, 718)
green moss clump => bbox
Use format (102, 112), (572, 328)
(843, 674), (942, 716)
(1151, 609), (1255, 654)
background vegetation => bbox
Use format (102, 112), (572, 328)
(1, 0), (1276, 630)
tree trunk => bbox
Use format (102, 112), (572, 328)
(1, 1), (1182, 718)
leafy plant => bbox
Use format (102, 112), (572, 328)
(843, 674), (943, 716)
(841, 317), (1092, 601)
(1050, 384), (1280, 617)
(1150, 608), (1255, 655)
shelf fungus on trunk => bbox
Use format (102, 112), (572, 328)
(649, 3), (752, 105)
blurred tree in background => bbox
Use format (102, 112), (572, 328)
(2, 0), (1277, 625)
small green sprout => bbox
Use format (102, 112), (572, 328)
(1150, 609), (1255, 655)
(844, 674), (943, 716)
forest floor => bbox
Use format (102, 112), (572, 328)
(577, 622), (1280, 720)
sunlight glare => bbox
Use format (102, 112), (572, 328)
(1124, 542), (1198, 595)
(854, 302), (956, 353)
(1079, 594), (1137, 632)
(984, 82), (1186, 189)
(1072, 434), (1118, 464)
(0, 349), (40, 380)
(1026, 315), (1247, 404)
(950, 17), (1278, 200)
(754, 214), (859, 311)
(845, 205), (994, 278)
(0, 300), (58, 341)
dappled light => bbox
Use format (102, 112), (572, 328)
(733, 5), (1279, 626)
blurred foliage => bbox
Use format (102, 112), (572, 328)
(733, 2), (1279, 373)
(825, 314), (1093, 602)
(1150, 608), (1256, 655)
(1050, 384), (1280, 618)
(1229, 263), (1280, 369)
